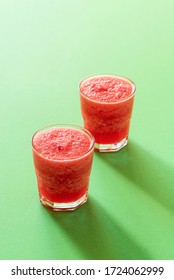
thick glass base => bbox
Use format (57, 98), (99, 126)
(95, 138), (128, 152)
(39, 193), (88, 211)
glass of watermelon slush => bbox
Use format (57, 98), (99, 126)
(32, 124), (95, 211)
(80, 74), (136, 152)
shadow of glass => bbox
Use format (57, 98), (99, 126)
(95, 140), (174, 214)
(44, 197), (150, 260)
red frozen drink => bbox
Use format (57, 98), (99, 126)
(32, 124), (94, 211)
(80, 75), (136, 152)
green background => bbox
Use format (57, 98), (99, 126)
(1, 0), (174, 260)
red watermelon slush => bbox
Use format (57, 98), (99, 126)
(32, 124), (94, 211)
(80, 75), (136, 152)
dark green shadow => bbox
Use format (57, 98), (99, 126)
(44, 197), (150, 260)
(95, 140), (174, 214)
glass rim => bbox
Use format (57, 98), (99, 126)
(79, 74), (136, 104)
(32, 123), (95, 161)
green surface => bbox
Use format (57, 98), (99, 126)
(1, 0), (174, 260)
